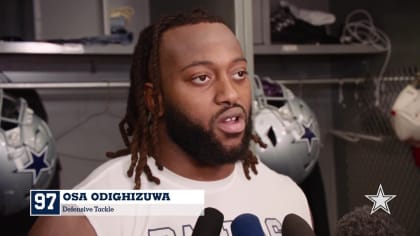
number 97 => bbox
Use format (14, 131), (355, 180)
(34, 193), (56, 210)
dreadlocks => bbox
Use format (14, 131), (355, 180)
(106, 9), (266, 189)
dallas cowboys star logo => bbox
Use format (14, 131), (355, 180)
(17, 147), (51, 185)
(365, 184), (397, 214)
(296, 124), (317, 152)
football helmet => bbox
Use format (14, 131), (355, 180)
(253, 76), (321, 183)
(0, 90), (57, 216)
(391, 83), (420, 145)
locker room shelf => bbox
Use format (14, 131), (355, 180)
(254, 44), (386, 55)
(0, 41), (134, 55)
(0, 42), (385, 56)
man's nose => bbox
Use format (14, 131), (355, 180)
(214, 75), (239, 106)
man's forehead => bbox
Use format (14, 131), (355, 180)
(159, 22), (243, 66)
(162, 22), (232, 38)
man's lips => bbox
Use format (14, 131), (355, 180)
(215, 107), (246, 134)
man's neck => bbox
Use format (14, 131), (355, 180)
(156, 124), (235, 181)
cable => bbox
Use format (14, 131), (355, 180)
(340, 9), (392, 106)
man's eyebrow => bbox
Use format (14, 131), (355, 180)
(180, 60), (213, 72)
(180, 57), (248, 72)
(232, 57), (247, 64)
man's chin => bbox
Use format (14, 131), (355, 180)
(214, 138), (243, 152)
(213, 130), (249, 151)
(221, 141), (244, 152)
(222, 139), (250, 155)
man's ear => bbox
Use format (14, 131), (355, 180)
(144, 82), (164, 117)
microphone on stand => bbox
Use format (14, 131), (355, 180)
(335, 205), (406, 236)
(281, 213), (315, 236)
(192, 207), (224, 236)
(231, 213), (264, 236)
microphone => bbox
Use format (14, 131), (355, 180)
(191, 207), (224, 236)
(281, 213), (315, 236)
(231, 213), (264, 236)
(336, 205), (406, 236)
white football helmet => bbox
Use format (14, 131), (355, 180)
(253, 76), (321, 183)
(391, 82), (420, 146)
(0, 90), (57, 216)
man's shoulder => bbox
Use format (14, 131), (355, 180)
(29, 216), (95, 236)
(250, 160), (308, 198)
(252, 159), (297, 184)
(75, 155), (132, 189)
(233, 159), (305, 195)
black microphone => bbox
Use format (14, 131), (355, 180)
(281, 213), (315, 236)
(231, 213), (264, 236)
(191, 207), (224, 236)
(336, 205), (406, 236)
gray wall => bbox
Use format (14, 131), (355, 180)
(40, 88), (128, 188)
(34, 0), (103, 40)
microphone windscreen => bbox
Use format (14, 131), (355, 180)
(192, 207), (224, 236)
(231, 213), (264, 236)
(336, 205), (406, 236)
(282, 213), (315, 236)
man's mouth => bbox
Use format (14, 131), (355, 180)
(215, 107), (246, 134)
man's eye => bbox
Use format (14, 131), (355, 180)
(192, 75), (210, 84)
(233, 70), (248, 80)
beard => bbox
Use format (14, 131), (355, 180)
(164, 101), (253, 166)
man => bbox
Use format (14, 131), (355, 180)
(29, 10), (311, 236)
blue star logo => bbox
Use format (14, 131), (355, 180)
(18, 147), (51, 185)
(298, 124), (317, 152)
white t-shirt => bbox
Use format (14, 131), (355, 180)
(75, 155), (312, 236)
